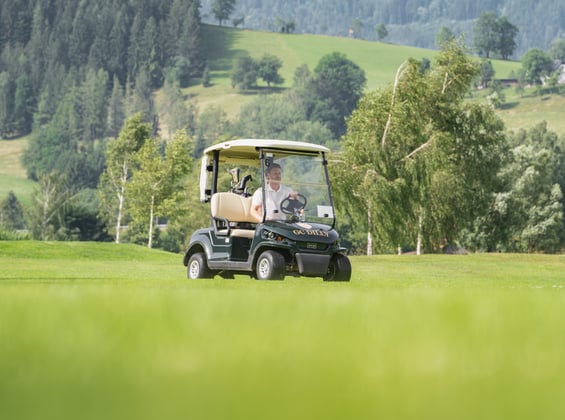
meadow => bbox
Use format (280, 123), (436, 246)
(191, 25), (565, 134)
(1, 241), (565, 420)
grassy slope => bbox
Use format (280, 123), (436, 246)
(0, 138), (35, 206)
(194, 25), (563, 134)
(1, 241), (565, 420)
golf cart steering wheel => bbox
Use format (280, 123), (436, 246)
(280, 194), (307, 215)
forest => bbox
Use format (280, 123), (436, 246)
(200, 0), (564, 57)
(0, 0), (564, 254)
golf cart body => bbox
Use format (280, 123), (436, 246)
(183, 139), (351, 281)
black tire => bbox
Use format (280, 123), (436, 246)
(187, 252), (215, 279)
(324, 254), (351, 282)
(255, 250), (286, 280)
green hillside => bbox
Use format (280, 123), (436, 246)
(189, 25), (565, 134)
(190, 25), (520, 111)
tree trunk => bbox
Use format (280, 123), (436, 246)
(366, 201), (372, 256)
(115, 161), (128, 244)
(148, 194), (155, 248)
(115, 189), (124, 244)
(416, 206), (423, 256)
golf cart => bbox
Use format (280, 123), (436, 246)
(183, 139), (351, 281)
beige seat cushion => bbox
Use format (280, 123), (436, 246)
(211, 193), (256, 238)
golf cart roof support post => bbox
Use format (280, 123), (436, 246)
(259, 148), (266, 222)
(211, 150), (220, 195)
(321, 152), (336, 230)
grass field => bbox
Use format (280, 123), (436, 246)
(1, 241), (565, 420)
(0, 138), (35, 207)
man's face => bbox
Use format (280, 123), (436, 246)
(267, 167), (282, 185)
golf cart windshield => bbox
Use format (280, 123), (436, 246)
(262, 152), (335, 225)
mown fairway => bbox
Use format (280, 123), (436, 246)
(1, 241), (565, 420)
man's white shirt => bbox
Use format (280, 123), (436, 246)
(252, 184), (293, 220)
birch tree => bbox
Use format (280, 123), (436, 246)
(127, 130), (192, 248)
(333, 41), (507, 254)
(97, 114), (150, 243)
(27, 172), (76, 240)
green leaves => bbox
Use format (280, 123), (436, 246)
(336, 40), (507, 254)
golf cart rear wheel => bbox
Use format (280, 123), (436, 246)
(324, 254), (351, 282)
(256, 250), (285, 280)
(187, 252), (215, 279)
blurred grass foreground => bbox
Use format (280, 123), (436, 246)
(1, 241), (565, 420)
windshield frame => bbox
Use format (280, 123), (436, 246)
(258, 147), (336, 228)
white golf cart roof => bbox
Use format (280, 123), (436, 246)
(200, 139), (331, 202)
(203, 139), (330, 164)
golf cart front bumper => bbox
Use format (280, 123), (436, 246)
(295, 253), (331, 276)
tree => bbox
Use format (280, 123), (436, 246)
(293, 64), (311, 88)
(303, 52), (366, 138)
(127, 130), (192, 248)
(334, 41), (507, 254)
(479, 59), (495, 89)
(178, 0), (205, 78)
(0, 72), (15, 137)
(202, 64), (211, 87)
(234, 93), (306, 139)
(232, 17), (245, 28)
(376, 24), (388, 41)
(13, 73), (34, 135)
(257, 54), (284, 88)
(211, 0), (235, 26)
(231, 55), (258, 90)
(435, 26), (454, 48)
(284, 21), (295, 33)
(97, 114), (151, 243)
(161, 77), (196, 137)
(521, 48), (554, 85)
(82, 69), (109, 142)
(194, 105), (230, 157)
(351, 19), (363, 38)
(106, 76), (125, 138)
(464, 124), (565, 253)
(497, 16), (518, 60)
(0, 191), (26, 230)
(27, 172), (76, 240)
(487, 80), (506, 109)
(473, 12), (518, 59)
(126, 68), (154, 120)
(474, 12), (499, 58)
(549, 39), (565, 62)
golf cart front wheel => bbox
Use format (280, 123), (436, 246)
(187, 252), (215, 279)
(256, 250), (285, 280)
(324, 254), (351, 282)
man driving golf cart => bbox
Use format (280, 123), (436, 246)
(250, 163), (299, 222)
(183, 139), (351, 281)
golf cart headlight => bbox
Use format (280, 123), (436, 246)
(263, 230), (284, 241)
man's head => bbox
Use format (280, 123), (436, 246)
(266, 163), (282, 187)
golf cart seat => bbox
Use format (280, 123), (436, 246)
(211, 192), (256, 239)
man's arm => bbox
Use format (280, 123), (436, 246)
(250, 190), (263, 223)
(250, 202), (263, 223)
